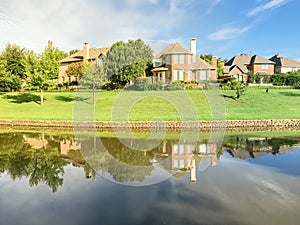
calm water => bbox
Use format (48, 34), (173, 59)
(0, 130), (300, 225)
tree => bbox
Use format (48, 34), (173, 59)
(27, 41), (67, 104)
(104, 38), (153, 88)
(200, 54), (224, 78)
(0, 58), (22, 91)
(69, 49), (79, 55)
(200, 54), (213, 64)
(217, 58), (224, 78)
(65, 62), (85, 80)
(80, 63), (106, 105)
(1, 43), (27, 79)
(0, 43), (27, 91)
(39, 40), (67, 80)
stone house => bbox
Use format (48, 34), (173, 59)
(58, 43), (109, 84)
(151, 38), (217, 83)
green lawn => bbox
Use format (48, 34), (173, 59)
(0, 88), (299, 121)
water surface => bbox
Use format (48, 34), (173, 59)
(0, 130), (299, 225)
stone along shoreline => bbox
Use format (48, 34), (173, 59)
(0, 119), (300, 132)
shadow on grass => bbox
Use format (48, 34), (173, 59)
(222, 94), (237, 100)
(55, 96), (74, 102)
(4, 93), (42, 104)
(55, 95), (91, 104)
(279, 91), (300, 97)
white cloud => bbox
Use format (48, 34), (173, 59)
(207, 26), (251, 41)
(0, 0), (190, 53)
(247, 0), (289, 17)
(206, 0), (223, 14)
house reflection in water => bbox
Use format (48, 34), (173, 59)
(160, 141), (217, 183)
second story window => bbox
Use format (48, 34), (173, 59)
(173, 54), (179, 64)
(166, 55), (171, 64)
(179, 54), (184, 64)
(262, 64), (269, 69)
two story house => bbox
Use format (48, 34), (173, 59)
(152, 38), (217, 83)
(58, 43), (109, 84)
(223, 53), (275, 82)
(269, 54), (300, 74)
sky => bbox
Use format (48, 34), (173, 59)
(0, 0), (299, 60)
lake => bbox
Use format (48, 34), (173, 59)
(0, 129), (300, 225)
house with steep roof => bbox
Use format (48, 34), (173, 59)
(152, 38), (217, 83)
(58, 43), (109, 84)
(223, 53), (275, 82)
(269, 54), (300, 74)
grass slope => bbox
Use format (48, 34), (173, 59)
(0, 88), (299, 121)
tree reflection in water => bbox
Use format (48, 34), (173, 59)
(0, 131), (299, 191)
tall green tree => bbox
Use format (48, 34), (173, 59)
(1, 43), (27, 79)
(0, 43), (27, 91)
(80, 63), (106, 105)
(27, 41), (67, 104)
(104, 38), (153, 88)
(39, 40), (67, 80)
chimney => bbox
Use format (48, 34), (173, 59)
(212, 56), (218, 69)
(83, 42), (89, 62)
(190, 38), (197, 56)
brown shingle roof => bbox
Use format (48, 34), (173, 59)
(60, 47), (109, 63)
(192, 57), (215, 70)
(269, 54), (300, 67)
(250, 55), (275, 64)
(225, 53), (252, 67)
(155, 42), (193, 58)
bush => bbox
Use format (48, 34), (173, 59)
(134, 77), (163, 91)
(134, 77), (152, 91)
(164, 83), (184, 91)
(220, 78), (246, 99)
(271, 73), (300, 87)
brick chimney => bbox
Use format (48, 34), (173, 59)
(212, 56), (218, 69)
(83, 42), (89, 62)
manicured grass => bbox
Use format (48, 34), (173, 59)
(0, 88), (299, 121)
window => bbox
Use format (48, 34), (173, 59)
(179, 54), (184, 64)
(174, 144), (179, 155)
(188, 70), (192, 81)
(179, 70), (184, 81)
(179, 145), (184, 155)
(195, 71), (199, 81)
(200, 144), (206, 154)
(173, 70), (179, 81)
(173, 54), (179, 64)
(166, 55), (171, 64)
(166, 71), (170, 80)
(200, 70), (207, 80)
(179, 160), (185, 169)
(262, 64), (269, 69)
(174, 160), (179, 169)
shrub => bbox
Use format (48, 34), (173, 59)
(165, 83), (184, 91)
(134, 77), (152, 91)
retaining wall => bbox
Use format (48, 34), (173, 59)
(0, 119), (300, 132)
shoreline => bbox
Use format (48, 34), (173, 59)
(1, 119), (300, 132)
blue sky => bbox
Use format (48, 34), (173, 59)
(0, 0), (299, 60)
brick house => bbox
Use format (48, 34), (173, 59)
(223, 53), (275, 82)
(152, 38), (217, 83)
(269, 54), (300, 74)
(58, 43), (109, 84)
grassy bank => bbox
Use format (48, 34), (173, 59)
(0, 88), (299, 121)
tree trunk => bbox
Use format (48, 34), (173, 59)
(40, 88), (44, 105)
